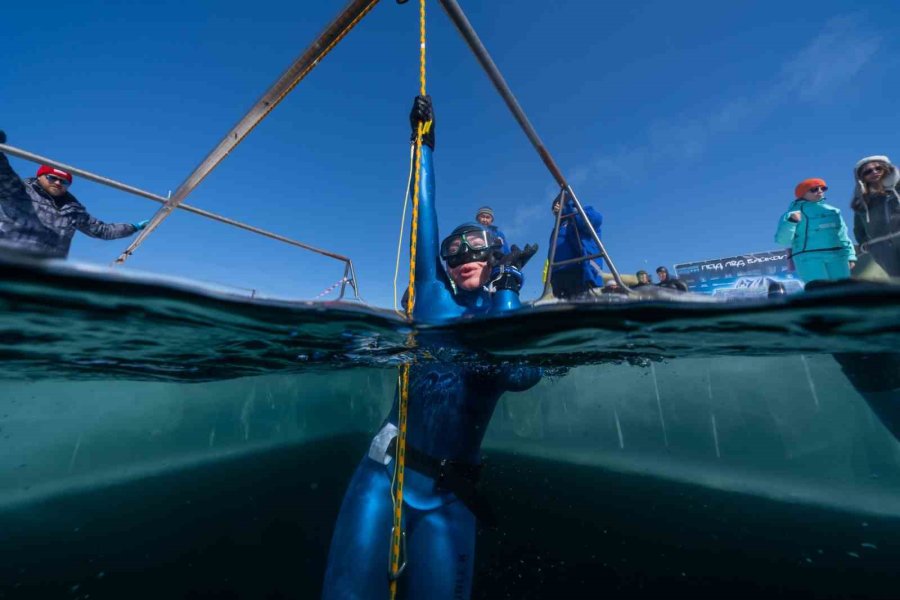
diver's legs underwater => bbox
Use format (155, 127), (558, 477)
(321, 457), (476, 600)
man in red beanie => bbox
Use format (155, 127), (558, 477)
(0, 130), (148, 258)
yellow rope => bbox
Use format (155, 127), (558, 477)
(389, 1), (428, 597)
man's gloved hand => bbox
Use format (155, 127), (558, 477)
(490, 243), (538, 292)
(0, 131), (6, 145)
(133, 219), (150, 231)
(409, 95), (435, 149)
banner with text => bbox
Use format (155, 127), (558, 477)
(674, 250), (803, 298)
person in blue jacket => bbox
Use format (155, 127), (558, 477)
(475, 206), (510, 253)
(547, 193), (604, 299)
(774, 178), (856, 284)
(321, 96), (542, 600)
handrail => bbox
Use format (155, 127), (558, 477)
(0, 142), (361, 300)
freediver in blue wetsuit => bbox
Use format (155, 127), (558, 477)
(321, 96), (542, 599)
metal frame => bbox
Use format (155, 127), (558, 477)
(114, 0), (381, 267)
(436, 0), (630, 297)
(4, 0), (632, 302)
(0, 142), (360, 300)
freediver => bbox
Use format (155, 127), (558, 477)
(320, 96), (542, 599)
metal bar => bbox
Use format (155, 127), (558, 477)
(2, 143), (171, 205)
(437, 0), (567, 187)
(565, 185), (629, 290)
(552, 252), (606, 269)
(438, 0), (631, 293)
(0, 143), (353, 264)
(114, 0), (381, 265)
(539, 189), (566, 300)
(338, 263), (351, 300)
(346, 260), (361, 300)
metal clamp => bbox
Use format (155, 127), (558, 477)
(388, 527), (408, 580)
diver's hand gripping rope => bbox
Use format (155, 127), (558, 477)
(389, 0), (428, 596)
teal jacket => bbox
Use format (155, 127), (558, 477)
(774, 198), (856, 261)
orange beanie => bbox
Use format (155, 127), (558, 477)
(794, 178), (826, 198)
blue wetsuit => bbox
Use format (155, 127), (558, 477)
(321, 144), (541, 599)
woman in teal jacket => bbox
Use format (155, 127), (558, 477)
(774, 178), (856, 283)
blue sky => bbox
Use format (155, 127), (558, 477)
(2, 0), (897, 306)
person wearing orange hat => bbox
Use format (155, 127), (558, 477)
(774, 177), (856, 284)
(0, 129), (148, 258)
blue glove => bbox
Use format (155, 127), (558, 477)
(133, 219), (150, 231)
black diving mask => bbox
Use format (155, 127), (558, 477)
(440, 227), (495, 268)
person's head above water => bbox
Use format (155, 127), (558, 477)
(636, 270), (650, 284)
(656, 266), (669, 281)
(440, 223), (498, 292)
(475, 206), (494, 227)
(794, 178), (828, 201)
(36, 165), (73, 198)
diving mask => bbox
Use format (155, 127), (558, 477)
(440, 226), (496, 268)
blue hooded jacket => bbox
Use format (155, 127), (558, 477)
(549, 195), (605, 287)
(774, 198), (856, 261)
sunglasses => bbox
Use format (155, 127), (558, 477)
(808, 186), (828, 193)
(861, 166), (885, 177)
(45, 175), (70, 186)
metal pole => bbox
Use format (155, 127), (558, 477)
(437, 0), (567, 188)
(539, 189), (566, 301)
(438, 0), (631, 292)
(2, 143), (172, 206)
(565, 185), (629, 289)
(0, 142), (355, 265)
(114, 0), (382, 265)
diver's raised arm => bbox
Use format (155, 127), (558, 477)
(408, 95), (457, 320)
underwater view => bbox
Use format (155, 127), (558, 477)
(1, 257), (899, 599)
(4, 0), (900, 597)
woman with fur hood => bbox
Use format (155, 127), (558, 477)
(851, 155), (900, 276)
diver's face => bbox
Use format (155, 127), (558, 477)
(638, 273), (649, 284)
(39, 174), (70, 197)
(448, 260), (489, 291)
(477, 213), (493, 226)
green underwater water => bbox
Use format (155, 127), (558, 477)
(1, 256), (900, 598)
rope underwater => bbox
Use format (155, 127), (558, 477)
(389, 0), (430, 596)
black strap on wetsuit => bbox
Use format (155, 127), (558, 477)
(386, 438), (496, 526)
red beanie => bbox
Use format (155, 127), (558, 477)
(794, 178), (826, 198)
(36, 165), (72, 184)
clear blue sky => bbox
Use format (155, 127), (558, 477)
(2, 1), (897, 306)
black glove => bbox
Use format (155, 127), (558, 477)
(490, 244), (538, 292)
(409, 95), (435, 149)
(0, 131), (6, 145)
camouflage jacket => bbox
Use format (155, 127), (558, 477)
(0, 152), (136, 258)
